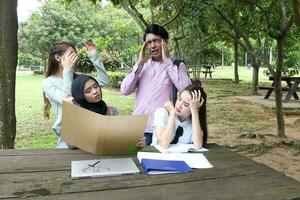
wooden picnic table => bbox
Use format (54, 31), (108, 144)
(260, 76), (300, 102)
(188, 64), (215, 79)
(0, 144), (299, 199)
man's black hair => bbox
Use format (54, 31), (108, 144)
(143, 24), (169, 41)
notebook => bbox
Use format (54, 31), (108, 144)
(137, 151), (214, 169)
(141, 159), (192, 175)
(71, 158), (140, 179)
(61, 101), (148, 155)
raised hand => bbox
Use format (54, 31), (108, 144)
(137, 41), (150, 66)
(164, 101), (175, 114)
(84, 42), (97, 55)
(161, 39), (169, 61)
(61, 50), (78, 70)
(190, 90), (204, 113)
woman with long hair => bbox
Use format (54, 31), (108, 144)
(151, 80), (207, 149)
(42, 41), (109, 148)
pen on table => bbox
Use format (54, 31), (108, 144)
(88, 160), (101, 167)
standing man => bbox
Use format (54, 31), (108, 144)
(121, 24), (191, 146)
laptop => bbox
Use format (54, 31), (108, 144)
(71, 158), (140, 179)
(61, 102), (148, 155)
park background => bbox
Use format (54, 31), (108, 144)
(4, 0), (300, 181)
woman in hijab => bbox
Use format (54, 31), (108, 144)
(71, 74), (118, 115)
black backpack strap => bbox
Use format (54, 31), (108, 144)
(172, 60), (185, 105)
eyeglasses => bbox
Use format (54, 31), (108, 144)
(82, 160), (110, 173)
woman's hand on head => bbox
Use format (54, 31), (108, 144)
(61, 50), (78, 70)
(190, 90), (204, 113)
(164, 101), (175, 114)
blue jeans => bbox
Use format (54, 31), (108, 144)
(144, 132), (153, 146)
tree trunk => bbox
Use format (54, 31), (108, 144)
(269, 47), (273, 64)
(251, 63), (260, 94)
(221, 50), (224, 67)
(274, 37), (286, 137)
(0, 0), (18, 148)
(245, 51), (248, 67)
(233, 39), (239, 83)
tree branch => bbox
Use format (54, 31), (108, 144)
(283, 17), (295, 37)
(213, 6), (254, 54)
(127, 0), (148, 27)
(162, 4), (184, 27)
(255, 3), (278, 38)
(118, 0), (147, 31)
(280, 0), (295, 38)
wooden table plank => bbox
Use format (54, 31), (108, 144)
(5, 174), (300, 200)
(0, 144), (225, 173)
(0, 149), (258, 174)
(0, 144), (299, 199)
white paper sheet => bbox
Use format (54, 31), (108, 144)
(154, 144), (209, 153)
(137, 152), (213, 169)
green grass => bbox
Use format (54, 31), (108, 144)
(212, 65), (270, 83)
(15, 73), (135, 148)
(102, 91), (134, 115)
(234, 143), (271, 155)
(15, 74), (56, 148)
(13, 66), (277, 148)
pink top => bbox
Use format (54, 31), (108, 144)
(120, 58), (191, 132)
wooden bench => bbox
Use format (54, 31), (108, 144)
(201, 70), (214, 79)
(188, 64), (215, 79)
(258, 86), (290, 91)
(259, 84), (300, 100)
(201, 64), (215, 79)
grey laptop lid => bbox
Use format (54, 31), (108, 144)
(71, 158), (140, 179)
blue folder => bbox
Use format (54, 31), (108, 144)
(141, 159), (192, 175)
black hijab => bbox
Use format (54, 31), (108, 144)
(71, 75), (108, 115)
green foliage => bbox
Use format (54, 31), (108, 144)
(76, 35), (134, 73)
(18, 0), (141, 69)
(127, 145), (142, 155)
(18, 53), (43, 68)
(122, 43), (141, 67)
(76, 48), (95, 73)
(284, 26), (300, 72)
(263, 65), (300, 77)
(101, 50), (123, 71)
(107, 71), (126, 87)
(93, 36), (114, 52)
